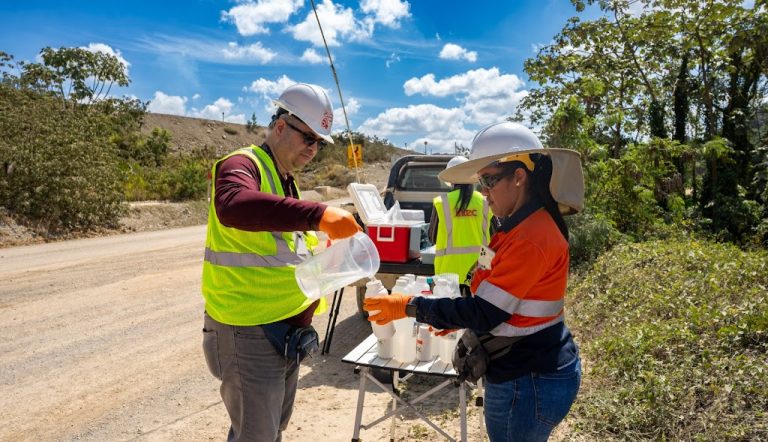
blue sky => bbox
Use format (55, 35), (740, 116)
(0, 0), (601, 153)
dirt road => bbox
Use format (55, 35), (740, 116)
(0, 226), (484, 441)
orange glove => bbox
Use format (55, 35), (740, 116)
(318, 206), (362, 240)
(363, 294), (412, 325)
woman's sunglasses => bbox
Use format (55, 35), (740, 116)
(283, 120), (327, 150)
(478, 172), (510, 190)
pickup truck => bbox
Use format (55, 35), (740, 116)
(352, 154), (454, 316)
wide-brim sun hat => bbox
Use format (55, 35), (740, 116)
(439, 121), (585, 215)
(272, 83), (335, 144)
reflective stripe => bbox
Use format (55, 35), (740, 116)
(434, 245), (482, 257)
(204, 247), (303, 267)
(475, 280), (565, 317)
(251, 148), (277, 194)
(440, 194), (454, 249)
(490, 315), (564, 337)
(481, 200), (489, 245)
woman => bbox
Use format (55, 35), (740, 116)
(428, 155), (491, 293)
(364, 121), (584, 442)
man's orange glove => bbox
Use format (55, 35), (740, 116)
(363, 294), (412, 325)
(318, 206), (362, 240)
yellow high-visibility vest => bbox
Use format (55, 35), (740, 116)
(433, 190), (490, 284)
(202, 145), (324, 326)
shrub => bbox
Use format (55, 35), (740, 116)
(162, 158), (209, 201)
(567, 211), (627, 269)
(567, 239), (768, 440)
(0, 85), (124, 230)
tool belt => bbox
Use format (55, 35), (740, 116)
(261, 322), (319, 364)
(452, 329), (522, 384)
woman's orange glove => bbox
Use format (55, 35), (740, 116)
(318, 206), (362, 239)
(363, 294), (412, 325)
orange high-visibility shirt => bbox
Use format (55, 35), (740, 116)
(470, 208), (568, 336)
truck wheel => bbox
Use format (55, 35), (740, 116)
(355, 286), (369, 319)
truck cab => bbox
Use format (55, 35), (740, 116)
(382, 155), (454, 222)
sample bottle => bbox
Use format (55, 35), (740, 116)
(365, 279), (395, 358)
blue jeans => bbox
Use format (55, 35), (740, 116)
(484, 358), (581, 442)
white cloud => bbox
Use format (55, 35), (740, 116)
(300, 48), (326, 64)
(221, 0), (302, 36)
(244, 74), (297, 97)
(403, 67), (526, 125)
(82, 43), (131, 75)
(288, 0), (367, 47)
(360, 0), (410, 27)
(192, 93), (201, 100)
(439, 43), (477, 62)
(358, 104), (474, 153)
(222, 42), (276, 63)
(147, 91), (187, 115)
(147, 92), (245, 123)
(191, 97), (246, 124)
(385, 52), (400, 68)
(357, 68), (530, 151)
(332, 97), (360, 130)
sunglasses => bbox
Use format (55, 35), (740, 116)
(478, 172), (510, 190)
(283, 120), (327, 150)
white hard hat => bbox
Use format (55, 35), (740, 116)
(272, 83), (335, 144)
(446, 155), (469, 169)
(439, 121), (585, 214)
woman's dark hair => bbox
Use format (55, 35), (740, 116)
(498, 155), (569, 241)
(453, 183), (474, 214)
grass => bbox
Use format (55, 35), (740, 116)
(566, 237), (768, 441)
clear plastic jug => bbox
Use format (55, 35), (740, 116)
(295, 232), (380, 300)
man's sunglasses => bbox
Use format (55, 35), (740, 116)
(478, 172), (510, 190)
(283, 120), (327, 150)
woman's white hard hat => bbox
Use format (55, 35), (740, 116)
(438, 121), (585, 214)
(272, 83), (335, 144)
(446, 155), (469, 169)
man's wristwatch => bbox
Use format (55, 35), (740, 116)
(405, 298), (418, 317)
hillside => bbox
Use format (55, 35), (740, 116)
(141, 113), (267, 158)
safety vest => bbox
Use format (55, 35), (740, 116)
(202, 145), (322, 326)
(433, 190), (490, 284)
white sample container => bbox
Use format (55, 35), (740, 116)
(365, 279), (395, 358)
(393, 317), (417, 363)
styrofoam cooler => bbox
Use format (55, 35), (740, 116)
(366, 222), (424, 263)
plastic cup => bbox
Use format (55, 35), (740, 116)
(295, 232), (380, 300)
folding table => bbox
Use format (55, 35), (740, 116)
(342, 334), (470, 442)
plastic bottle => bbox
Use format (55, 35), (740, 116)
(413, 276), (431, 296)
(389, 277), (416, 363)
(393, 317), (417, 363)
(411, 276), (433, 361)
(365, 279), (395, 358)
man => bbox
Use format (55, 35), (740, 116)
(201, 83), (361, 442)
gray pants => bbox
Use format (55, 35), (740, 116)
(202, 312), (299, 442)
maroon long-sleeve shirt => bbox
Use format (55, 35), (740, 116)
(213, 145), (326, 326)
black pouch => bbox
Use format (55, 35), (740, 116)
(262, 322), (319, 364)
(452, 330), (522, 384)
(452, 330), (489, 384)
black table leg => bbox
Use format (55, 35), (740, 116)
(322, 287), (344, 354)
